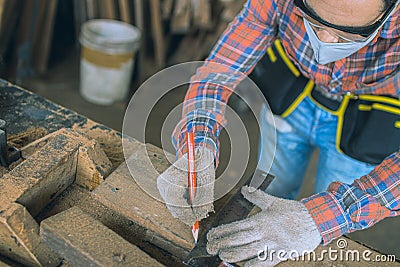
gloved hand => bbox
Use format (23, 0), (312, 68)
(157, 146), (215, 226)
(207, 186), (322, 267)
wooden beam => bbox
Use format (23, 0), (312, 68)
(133, 0), (145, 82)
(41, 207), (165, 267)
(150, 0), (166, 68)
(34, 0), (58, 74)
(0, 203), (61, 266)
(170, 0), (191, 33)
(93, 143), (194, 258)
(86, 0), (97, 19)
(119, 0), (131, 23)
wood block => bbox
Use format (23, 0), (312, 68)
(35, 183), (185, 266)
(40, 207), (164, 267)
(92, 143), (194, 258)
(1, 133), (80, 216)
(20, 128), (113, 191)
(171, 0), (191, 33)
(76, 137), (113, 191)
(0, 203), (61, 267)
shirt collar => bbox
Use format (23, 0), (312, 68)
(379, 7), (400, 39)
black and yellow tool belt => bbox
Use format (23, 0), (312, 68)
(249, 39), (400, 165)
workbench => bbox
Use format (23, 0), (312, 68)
(0, 80), (398, 267)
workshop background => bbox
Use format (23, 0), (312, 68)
(0, 0), (398, 261)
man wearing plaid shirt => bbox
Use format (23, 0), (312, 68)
(157, 0), (399, 265)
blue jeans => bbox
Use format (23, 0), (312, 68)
(258, 96), (376, 200)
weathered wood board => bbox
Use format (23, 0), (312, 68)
(0, 203), (61, 267)
(92, 143), (195, 258)
(40, 207), (164, 267)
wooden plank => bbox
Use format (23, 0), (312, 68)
(20, 128), (113, 191)
(101, 0), (116, 19)
(34, 0), (58, 74)
(92, 143), (195, 257)
(0, 128), (113, 216)
(170, 0), (191, 33)
(119, 0), (131, 23)
(40, 207), (164, 267)
(161, 0), (173, 19)
(134, 0), (145, 82)
(0, 132), (81, 216)
(150, 0), (166, 68)
(0, 203), (61, 267)
(86, 0), (97, 19)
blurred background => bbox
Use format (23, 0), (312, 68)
(0, 0), (398, 260)
(0, 0), (246, 131)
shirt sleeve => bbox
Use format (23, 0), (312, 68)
(171, 0), (278, 165)
(301, 151), (400, 245)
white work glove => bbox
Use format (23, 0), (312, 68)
(207, 186), (322, 267)
(157, 146), (215, 226)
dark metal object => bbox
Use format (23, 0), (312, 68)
(0, 119), (21, 167)
(183, 170), (274, 267)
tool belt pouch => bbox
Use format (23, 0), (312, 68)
(249, 40), (311, 115)
(339, 95), (400, 164)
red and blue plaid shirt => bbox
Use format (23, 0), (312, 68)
(172, 0), (400, 244)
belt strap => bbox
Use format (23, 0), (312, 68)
(310, 87), (342, 112)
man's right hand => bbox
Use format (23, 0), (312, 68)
(157, 146), (216, 226)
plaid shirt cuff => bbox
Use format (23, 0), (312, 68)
(302, 183), (396, 245)
(172, 109), (222, 166)
(301, 192), (350, 245)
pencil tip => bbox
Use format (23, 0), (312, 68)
(192, 228), (198, 245)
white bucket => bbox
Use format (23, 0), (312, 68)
(79, 19), (141, 105)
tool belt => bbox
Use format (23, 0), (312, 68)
(249, 39), (400, 164)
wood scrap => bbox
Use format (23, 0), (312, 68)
(86, 0), (97, 19)
(171, 0), (191, 33)
(92, 143), (195, 258)
(40, 207), (165, 267)
(150, 0), (166, 68)
(0, 203), (61, 267)
(161, 0), (174, 19)
(134, 0), (145, 82)
(119, 0), (131, 23)
(102, 0), (117, 19)
(33, 0), (58, 74)
(193, 0), (212, 29)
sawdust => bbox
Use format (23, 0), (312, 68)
(8, 127), (48, 148)
(72, 120), (140, 170)
(0, 158), (24, 178)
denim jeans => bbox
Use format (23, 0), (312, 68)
(258, 96), (376, 200)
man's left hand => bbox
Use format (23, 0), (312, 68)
(206, 186), (322, 267)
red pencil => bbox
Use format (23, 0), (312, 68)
(186, 132), (199, 244)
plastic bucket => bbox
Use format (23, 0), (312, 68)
(79, 19), (141, 105)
